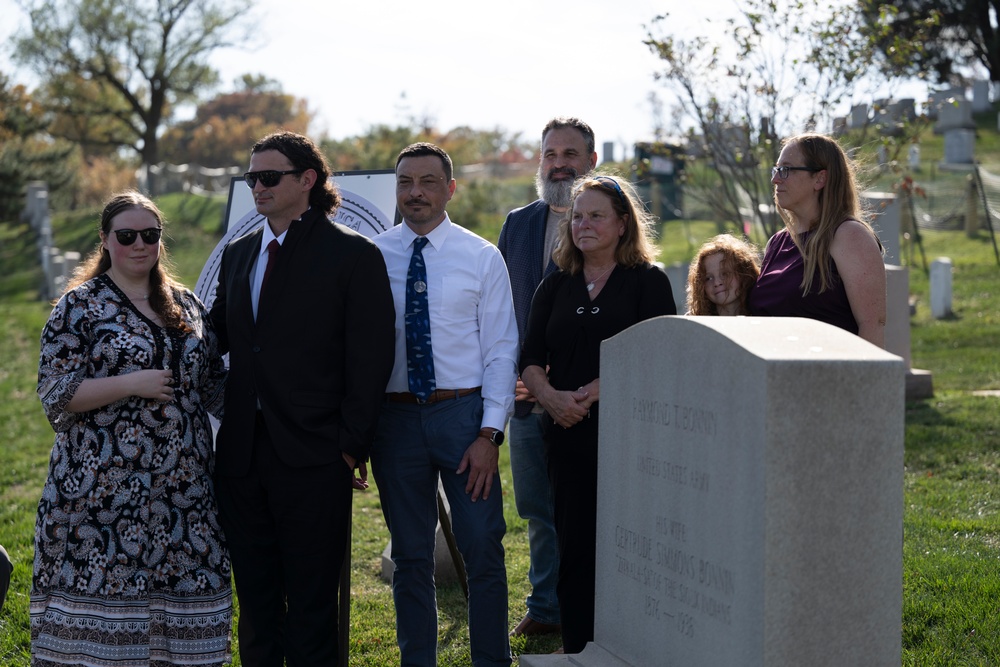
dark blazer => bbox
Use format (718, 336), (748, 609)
(209, 207), (395, 477)
(497, 198), (559, 417)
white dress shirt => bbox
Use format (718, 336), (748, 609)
(372, 214), (519, 432)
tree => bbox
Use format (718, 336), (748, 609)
(322, 124), (423, 172)
(159, 76), (314, 168)
(859, 0), (1000, 85)
(644, 0), (890, 237)
(0, 72), (75, 221)
(13, 0), (252, 190)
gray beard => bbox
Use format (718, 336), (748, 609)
(535, 169), (575, 208)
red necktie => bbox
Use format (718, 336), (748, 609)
(261, 239), (280, 292)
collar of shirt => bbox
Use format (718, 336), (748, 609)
(399, 213), (452, 252)
(258, 209), (307, 261)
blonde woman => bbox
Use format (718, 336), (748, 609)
(749, 133), (886, 346)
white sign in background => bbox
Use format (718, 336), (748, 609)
(194, 170), (398, 308)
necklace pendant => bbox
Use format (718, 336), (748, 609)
(587, 282), (595, 292)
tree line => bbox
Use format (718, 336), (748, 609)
(1, 0), (996, 226)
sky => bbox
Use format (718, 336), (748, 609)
(0, 0), (737, 161)
(0, 0), (938, 162)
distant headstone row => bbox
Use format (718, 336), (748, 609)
(24, 181), (80, 300)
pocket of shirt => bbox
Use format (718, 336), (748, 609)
(439, 277), (481, 322)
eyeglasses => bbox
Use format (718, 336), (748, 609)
(243, 169), (304, 188)
(112, 227), (162, 245)
(771, 165), (819, 180)
(593, 175), (628, 208)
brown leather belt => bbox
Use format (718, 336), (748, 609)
(386, 387), (481, 405)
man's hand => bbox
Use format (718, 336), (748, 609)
(343, 452), (369, 490)
(514, 377), (536, 402)
(456, 436), (499, 502)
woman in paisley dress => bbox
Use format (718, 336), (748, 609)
(32, 191), (231, 666)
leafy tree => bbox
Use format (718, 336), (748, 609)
(12, 0), (252, 190)
(644, 0), (888, 237)
(322, 125), (424, 172)
(159, 76), (313, 168)
(859, 0), (999, 84)
(0, 72), (75, 221)
(320, 123), (536, 236)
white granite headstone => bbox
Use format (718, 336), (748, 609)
(521, 316), (904, 667)
(930, 257), (953, 319)
(863, 191), (900, 265)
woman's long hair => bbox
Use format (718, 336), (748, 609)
(776, 133), (879, 294)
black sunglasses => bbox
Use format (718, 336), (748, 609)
(243, 169), (304, 188)
(594, 175), (628, 208)
(112, 227), (162, 245)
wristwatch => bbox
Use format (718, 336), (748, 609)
(479, 428), (505, 446)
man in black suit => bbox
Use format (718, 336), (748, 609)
(210, 131), (395, 666)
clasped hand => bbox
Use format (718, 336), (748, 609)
(543, 378), (599, 429)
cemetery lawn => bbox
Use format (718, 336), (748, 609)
(1, 196), (998, 665)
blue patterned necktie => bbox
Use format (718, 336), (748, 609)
(405, 236), (436, 401)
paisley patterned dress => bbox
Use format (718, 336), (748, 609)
(31, 274), (231, 666)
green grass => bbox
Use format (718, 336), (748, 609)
(2, 163), (999, 663)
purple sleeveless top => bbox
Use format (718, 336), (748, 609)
(747, 229), (858, 334)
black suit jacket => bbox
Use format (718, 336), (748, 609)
(209, 207), (395, 477)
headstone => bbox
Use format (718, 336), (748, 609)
(380, 482), (461, 585)
(972, 79), (991, 113)
(664, 262), (689, 314)
(23, 182), (49, 229)
(876, 100), (912, 137)
(908, 144), (921, 170)
(521, 316), (904, 667)
(50, 249), (66, 298)
(935, 98), (975, 135)
(891, 98), (916, 122)
(884, 265), (911, 370)
(863, 191), (900, 265)
(603, 142), (615, 164)
(930, 257), (953, 319)
(927, 86), (967, 120)
(850, 104), (868, 129)
(832, 116), (847, 135)
(885, 265), (934, 399)
(39, 215), (54, 300)
(63, 251), (82, 282)
(943, 129), (976, 164)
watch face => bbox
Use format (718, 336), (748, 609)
(492, 430), (505, 446)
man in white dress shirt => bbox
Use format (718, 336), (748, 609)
(371, 142), (519, 667)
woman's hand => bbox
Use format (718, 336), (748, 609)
(522, 365), (592, 429)
(541, 388), (591, 428)
(66, 369), (174, 412)
(129, 369), (176, 401)
(576, 378), (600, 411)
